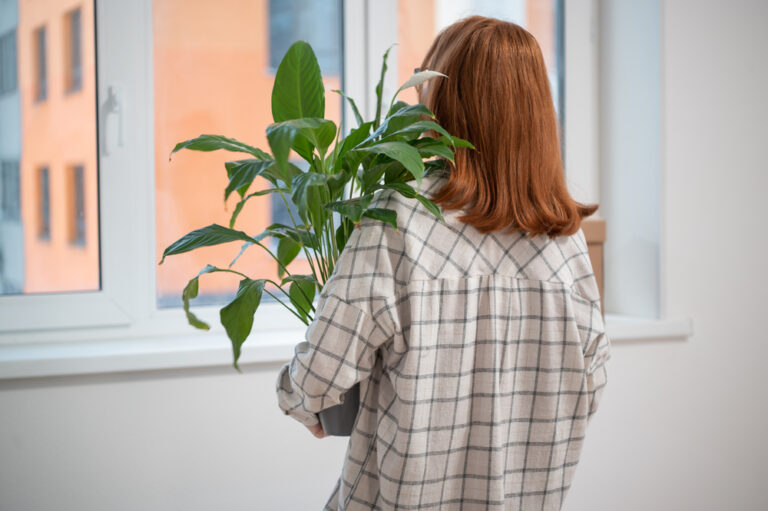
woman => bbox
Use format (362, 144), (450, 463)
(276, 16), (611, 511)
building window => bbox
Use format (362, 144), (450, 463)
(268, 0), (342, 75)
(68, 165), (86, 245)
(34, 26), (47, 101)
(65, 8), (82, 93)
(1, 161), (20, 221)
(38, 167), (50, 240)
(0, 29), (17, 96)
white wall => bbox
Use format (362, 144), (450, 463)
(566, 0), (768, 509)
(0, 365), (350, 510)
(2, 1), (768, 509)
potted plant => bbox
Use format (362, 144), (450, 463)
(159, 41), (472, 435)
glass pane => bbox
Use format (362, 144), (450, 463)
(0, 0), (99, 295)
(155, 0), (343, 307)
(396, 0), (562, 122)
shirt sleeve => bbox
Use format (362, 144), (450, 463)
(569, 286), (611, 423)
(275, 214), (401, 427)
(580, 298), (611, 421)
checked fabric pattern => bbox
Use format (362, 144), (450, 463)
(276, 167), (611, 510)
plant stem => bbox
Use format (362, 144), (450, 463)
(265, 278), (316, 315)
(276, 189), (324, 284)
(263, 288), (311, 325)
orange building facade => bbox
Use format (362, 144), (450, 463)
(17, 0), (99, 293)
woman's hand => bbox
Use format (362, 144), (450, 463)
(306, 421), (327, 439)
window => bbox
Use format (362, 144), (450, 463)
(0, 29), (17, 95)
(1, 161), (20, 221)
(394, 0), (562, 123)
(3, 0), (638, 357)
(68, 165), (86, 245)
(0, 1), (99, 299)
(154, 0), (343, 308)
(65, 8), (83, 93)
(34, 26), (46, 102)
(38, 166), (50, 240)
(268, 0), (342, 75)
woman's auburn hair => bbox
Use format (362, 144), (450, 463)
(418, 16), (598, 237)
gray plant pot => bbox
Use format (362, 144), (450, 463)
(316, 382), (360, 436)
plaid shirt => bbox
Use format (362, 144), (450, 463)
(276, 167), (611, 510)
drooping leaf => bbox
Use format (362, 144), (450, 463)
(416, 194), (445, 222)
(362, 207), (398, 232)
(224, 159), (279, 200)
(171, 135), (271, 160)
(160, 224), (258, 264)
(277, 236), (301, 279)
(220, 278), (267, 371)
(272, 41), (324, 122)
(182, 264), (221, 331)
(355, 142), (425, 188)
(375, 181), (418, 198)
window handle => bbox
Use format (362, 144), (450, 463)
(100, 85), (123, 156)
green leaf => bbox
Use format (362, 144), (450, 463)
(324, 194), (374, 224)
(272, 41), (325, 122)
(229, 187), (289, 228)
(386, 100), (409, 118)
(224, 159), (279, 200)
(362, 161), (402, 191)
(375, 181), (418, 198)
(277, 236), (301, 279)
(182, 264), (220, 331)
(267, 119), (336, 175)
(356, 142), (425, 188)
(332, 89), (364, 127)
(374, 45), (394, 129)
(160, 224), (257, 264)
(414, 139), (455, 162)
(335, 218), (353, 253)
(337, 121), (373, 161)
(388, 120), (453, 142)
(439, 135), (475, 149)
(280, 273), (316, 286)
(171, 135), (271, 160)
(220, 278), (266, 371)
(416, 194), (445, 222)
(362, 207), (398, 231)
(258, 222), (319, 249)
(291, 172), (329, 221)
(288, 278), (316, 322)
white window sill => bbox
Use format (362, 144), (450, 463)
(0, 315), (692, 380)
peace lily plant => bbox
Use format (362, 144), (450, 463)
(160, 41), (472, 371)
